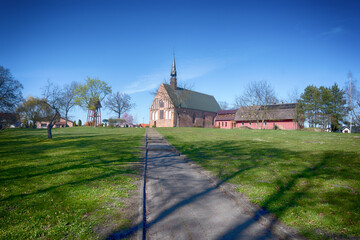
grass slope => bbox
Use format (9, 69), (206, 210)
(0, 127), (145, 239)
(157, 128), (360, 239)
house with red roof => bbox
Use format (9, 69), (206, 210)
(36, 117), (75, 129)
(215, 103), (304, 130)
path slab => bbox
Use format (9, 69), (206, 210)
(145, 128), (278, 240)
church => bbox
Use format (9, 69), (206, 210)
(149, 56), (221, 128)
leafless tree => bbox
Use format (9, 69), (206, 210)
(42, 82), (64, 139)
(218, 101), (230, 110)
(17, 96), (49, 128)
(105, 92), (135, 118)
(235, 80), (278, 129)
(286, 88), (300, 103)
(345, 73), (360, 130)
(0, 66), (23, 112)
(61, 81), (78, 127)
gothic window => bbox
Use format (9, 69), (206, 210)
(160, 100), (164, 108)
(249, 122), (251, 126)
(193, 114), (196, 123)
(160, 110), (164, 119)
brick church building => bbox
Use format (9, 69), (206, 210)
(150, 56), (220, 128)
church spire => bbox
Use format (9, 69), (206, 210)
(170, 54), (177, 90)
(171, 54), (177, 77)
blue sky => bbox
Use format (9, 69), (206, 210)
(1, 0), (360, 124)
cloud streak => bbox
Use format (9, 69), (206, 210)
(320, 26), (345, 36)
(124, 58), (225, 94)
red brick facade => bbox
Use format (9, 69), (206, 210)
(149, 84), (218, 128)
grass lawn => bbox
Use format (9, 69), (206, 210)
(157, 128), (360, 240)
(0, 127), (145, 239)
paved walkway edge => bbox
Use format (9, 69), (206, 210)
(137, 130), (147, 240)
(156, 129), (307, 240)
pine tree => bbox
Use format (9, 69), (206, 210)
(329, 83), (347, 131)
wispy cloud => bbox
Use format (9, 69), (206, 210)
(124, 58), (225, 94)
(180, 58), (224, 80)
(320, 26), (345, 36)
(123, 72), (167, 94)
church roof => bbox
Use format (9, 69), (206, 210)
(163, 84), (221, 113)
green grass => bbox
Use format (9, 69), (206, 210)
(0, 127), (145, 240)
(157, 128), (360, 239)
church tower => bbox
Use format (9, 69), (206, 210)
(170, 54), (177, 90)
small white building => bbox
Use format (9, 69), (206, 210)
(342, 127), (350, 133)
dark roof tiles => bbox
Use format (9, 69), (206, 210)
(234, 103), (298, 121)
(163, 84), (221, 113)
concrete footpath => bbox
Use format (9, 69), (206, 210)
(145, 128), (282, 240)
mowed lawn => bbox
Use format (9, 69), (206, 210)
(0, 127), (145, 239)
(157, 128), (360, 240)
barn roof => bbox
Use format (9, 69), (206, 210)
(163, 84), (221, 113)
(234, 103), (298, 121)
(216, 109), (237, 121)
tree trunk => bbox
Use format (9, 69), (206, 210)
(47, 124), (53, 139)
(65, 113), (68, 128)
(176, 110), (180, 127)
(47, 111), (59, 139)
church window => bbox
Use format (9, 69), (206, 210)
(241, 122), (244, 126)
(264, 121), (267, 126)
(160, 110), (164, 119)
(249, 122), (251, 126)
(160, 100), (164, 108)
(225, 122), (227, 127)
(193, 114), (196, 123)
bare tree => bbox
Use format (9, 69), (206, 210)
(287, 88), (300, 103)
(0, 66), (23, 112)
(235, 80), (278, 129)
(218, 101), (230, 110)
(345, 73), (360, 131)
(105, 92), (135, 118)
(42, 82), (64, 139)
(17, 96), (48, 128)
(61, 81), (78, 127)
